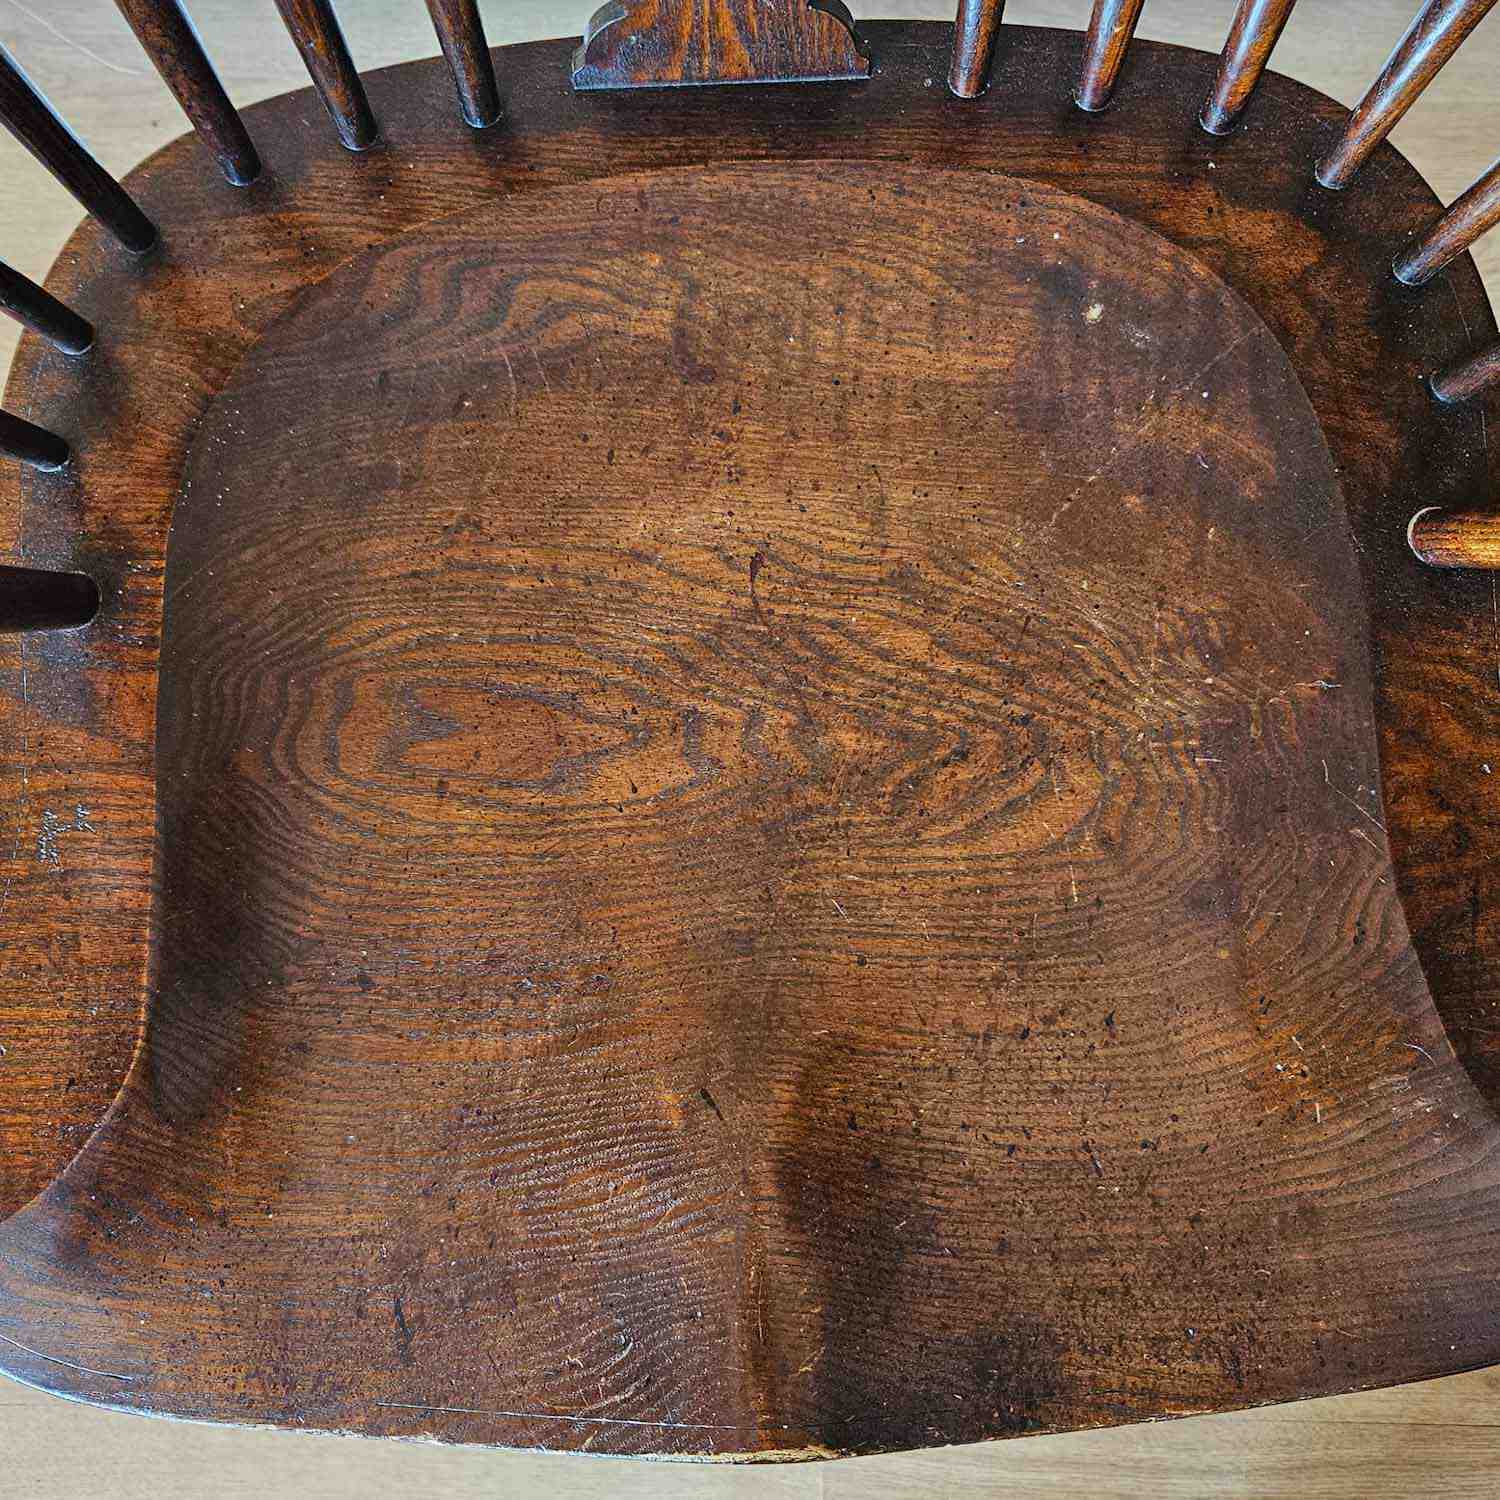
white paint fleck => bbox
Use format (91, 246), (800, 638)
(36, 805), (95, 865)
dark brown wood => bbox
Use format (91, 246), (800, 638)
(1200, 0), (1298, 134)
(0, 45), (156, 253)
(1395, 157), (1500, 283)
(423, 0), (499, 128)
(0, 260), (92, 355)
(1316, 0), (1498, 189)
(1409, 507), (1500, 567)
(0, 408), (68, 469)
(113, 0), (260, 185)
(155, 164), (1384, 1460)
(1075, 0), (1147, 110)
(949, 0), (1006, 98)
(2, 26), (1500, 1460)
(1431, 339), (1500, 402)
(0, 566), (98, 631)
(272, 0), (376, 150)
(572, 0), (868, 88)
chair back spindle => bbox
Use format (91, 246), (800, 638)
(1431, 339), (1500, 402)
(1200, 0), (1298, 133)
(272, 0), (377, 150)
(949, 0), (1005, 98)
(0, 408), (69, 470)
(424, 0), (500, 128)
(1409, 508), (1500, 567)
(0, 261), (93, 356)
(1076, 0), (1147, 111)
(113, 1), (260, 185)
(1317, 0), (1498, 189)
(1395, 158), (1500, 283)
(0, 566), (99, 630)
(0, 47), (156, 253)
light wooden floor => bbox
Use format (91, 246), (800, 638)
(2, 3), (1498, 1495)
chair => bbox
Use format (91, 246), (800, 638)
(0, 0), (1498, 1461)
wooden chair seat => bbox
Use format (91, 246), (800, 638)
(2, 19), (1500, 1461)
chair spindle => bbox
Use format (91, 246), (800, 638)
(1317, 0), (1499, 190)
(0, 410), (69, 470)
(0, 47), (156, 253)
(1076, 0), (1147, 112)
(114, 0), (260, 186)
(1409, 508), (1500, 567)
(1200, 0), (1298, 134)
(424, 0), (500, 128)
(0, 566), (99, 631)
(949, 0), (1006, 99)
(0, 261), (93, 355)
(272, 0), (376, 151)
(1431, 340), (1500, 403)
(1395, 158), (1500, 283)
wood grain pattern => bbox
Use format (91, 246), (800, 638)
(1409, 507), (1500, 566)
(1316, 0), (1499, 189)
(1076, 0), (1147, 111)
(0, 260), (92, 356)
(1396, 157), (1500, 284)
(423, 0), (500, 128)
(18, 160), (1414, 1455)
(0, 45), (156, 253)
(113, 0), (260, 185)
(571, 0), (869, 89)
(146, 164), (1378, 1458)
(272, 0), (377, 150)
(1, 24), (1499, 1460)
(1200, 0), (1298, 135)
(950, 0), (1006, 98)
(1432, 338), (1500, 401)
(0, 407), (67, 469)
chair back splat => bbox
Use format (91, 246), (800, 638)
(571, 0), (869, 88)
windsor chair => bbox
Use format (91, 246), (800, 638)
(0, 0), (1498, 1464)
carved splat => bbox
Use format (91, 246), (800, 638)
(571, 0), (869, 89)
